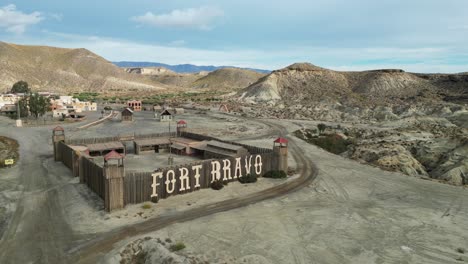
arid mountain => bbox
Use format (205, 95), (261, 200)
(124, 67), (176, 75)
(240, 62), (467, 105)
(114, 61), (270, 74)
(0, 42), (167, 93)
(191, 68), (265, 90)
(127, 67), (265, 91)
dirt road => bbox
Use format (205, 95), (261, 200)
(0, 114), (317, 264)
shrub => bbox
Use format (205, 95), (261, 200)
(317, 123), (328, 134)
(104, 106), (112, 111)
(238, 173), (257, 184)
(263, 170), (287, 179)
(457, 248), (465, 254)
(210, 180), (224, 190)
(141, 203), (152, 209)
(170, 242), (186, 252)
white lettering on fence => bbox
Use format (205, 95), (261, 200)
(222, 159), (231, 181)
(165, 170), (176, 194)
(150, 155), (265, 199)
(211, 160), (221, 183)
(193, 164), (202, 188)
(255, 155), (263, 175)
(151, 172), (163, 197)
(179, 167), (190, 191)
(234, 157), (242, 178)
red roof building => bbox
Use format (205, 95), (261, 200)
(274, 137), (288, 144)
(104, 150), (124, 161)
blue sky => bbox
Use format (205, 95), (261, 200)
(0, 0), (467, 72)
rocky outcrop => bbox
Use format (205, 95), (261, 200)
(239, 62), (468, 105)
(350, 143), (428, 176)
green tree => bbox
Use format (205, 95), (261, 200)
(11, 81), (30, 94)
(28, 93), (50, 118)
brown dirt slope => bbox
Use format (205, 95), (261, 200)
(192, 68), (265, 90)
(240, 62), (467, 105)
(0, 136), (19, 167)
(0, 42), (168, 93)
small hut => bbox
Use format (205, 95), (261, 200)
(160, 109), (173, 122)
(121, 108), (134, 122)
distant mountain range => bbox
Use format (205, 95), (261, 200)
(113, 61), (271, 74)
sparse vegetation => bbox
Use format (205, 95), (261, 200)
(28, 93), (51, 118)
(169, 242), (186, 252)
(141, 203), (152, 209)
(0, 137), (19, 168)
(11, 81), (30, 94)
(295, 130), (353, 155)
(317, 123), (328, 134)
(263, 170), (287, 179)
(457, 248), (466, 254)
(210, 180), (224, 190)
(238, 173), (257, 184)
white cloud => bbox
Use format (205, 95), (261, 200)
(132, 6), (224, 30)
(8, 31), (468, 73)
(50, 13), (63, 21)
(0, 4), (43, 34)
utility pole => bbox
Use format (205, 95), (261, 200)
(16, 96), (22, 127)
(168, 120), (173, 165)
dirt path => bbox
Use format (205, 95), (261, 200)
(0, 126), (80, 263)
(0, 114), (318, 263)
(69, 119), (318, 263)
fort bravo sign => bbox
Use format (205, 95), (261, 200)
(151, 155), (264, 198)
(52, 126), (288, 212)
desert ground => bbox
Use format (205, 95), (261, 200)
(0, 109), (467, 264)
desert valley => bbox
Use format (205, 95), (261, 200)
(0, 39), (467, 264)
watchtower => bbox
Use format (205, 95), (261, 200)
(273, 137), (288, 172)
(52, 126), (65, 161)
(103, 150), (125, 212)
(177, 120), (187, 136)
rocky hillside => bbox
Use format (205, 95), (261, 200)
(0, 42), (167, 93)
(191, 68), (265, 90)
(127, 67), (265, 91)
(124, 67), (176, 75)
(240, 62), (466, 106)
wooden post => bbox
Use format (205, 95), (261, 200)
(52, 126), (65, 161)
(104, 165), (125, 212)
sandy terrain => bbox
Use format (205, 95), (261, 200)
(1, 109), (467, 264)
(104, 118), (468, 264)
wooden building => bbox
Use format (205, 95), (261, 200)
(203, 140), (249, 159)
(127, 100), (142, 111)
(160, 109), (173, 122)
(133, 138), (171, 155)
(121, 108), (134, 122)
(86, 141), (126, 156)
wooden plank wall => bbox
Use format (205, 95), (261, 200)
(124, 153), (275, 205)
(180, 131), (273, 154)
(65, 132), (177, 145)
(81, 156), (105, 199)
(58, 141), (74, 170)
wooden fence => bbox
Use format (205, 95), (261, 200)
(124, 152), (274, 205)
(80, 156), (105, 199)
(57, 141), (74, 170)
(180, 131), (273, 154)
(65, 132), (176, 145)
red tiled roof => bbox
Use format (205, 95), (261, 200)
(274, 137), (288, 144)
(104, 150), (124, 161)
(177, 120), (187, 125)
(53, 126), (64, 131)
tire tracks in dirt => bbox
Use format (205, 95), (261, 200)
(69, 117), (319, 263)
